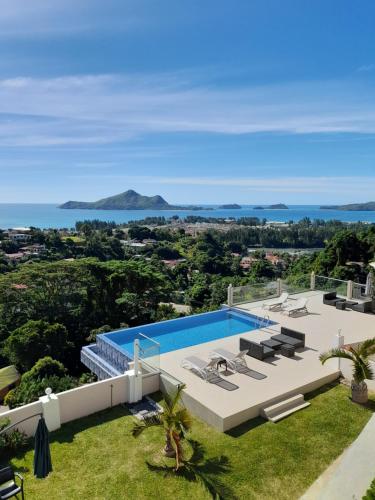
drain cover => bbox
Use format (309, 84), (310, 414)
(127, 397), (163, 420)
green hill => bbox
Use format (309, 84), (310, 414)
(320, 202), (375, 211)
(59, 190), (206, 211)
(268, 203), (289, 209)
(218, 204), (242, 209)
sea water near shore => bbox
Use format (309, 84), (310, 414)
(1, 204), (375, 229)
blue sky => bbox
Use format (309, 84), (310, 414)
(1, 0), (375, 204)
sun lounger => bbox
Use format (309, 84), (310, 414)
(210, 348), (247, 369)
(210, 348), (267, 379)
(262, 292), (289, 311)
(281, 298), (308, 316)
(181, 355), (239, 390)
(181, 356), (219, 381)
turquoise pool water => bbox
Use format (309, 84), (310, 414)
(102, 309), (274, 356)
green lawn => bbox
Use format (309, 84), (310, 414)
(7, 383), (375, 500)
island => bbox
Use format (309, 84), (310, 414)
(59, 190), (208, 211)
(253, 204), (288, 210)
(268, 204), (289, 209)
(218, 204), (242, 209)
(320, 202), (375, 211)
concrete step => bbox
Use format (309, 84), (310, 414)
(262, 394), (310, 422)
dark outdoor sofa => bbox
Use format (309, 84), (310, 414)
(349, 300), (375, 313)
(271, 327), (305, 349)
(239, 338), (276, 361)
(323, 291), (343, 306)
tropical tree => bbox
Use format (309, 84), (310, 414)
(4, 357), (76, 408)
(131, 385), (192, 470)
(3, 320), (72, 371)
(146, 440), (236, 500)
(320, 338), (375, 403)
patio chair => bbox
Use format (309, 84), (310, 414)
(281, 298), (308, 316)
(210, 348), (267, 379)
(239, 338), (276, 361)
(323, 291), (342, 306)
(0, 466), (24, 500)
(349, 299), (375, 313)
(181, 356), (219, 382)
(262, 292), (289, 311)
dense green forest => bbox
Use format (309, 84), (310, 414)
(1, 218), (375, 407)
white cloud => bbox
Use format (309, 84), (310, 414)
(0, 73), (375, 146)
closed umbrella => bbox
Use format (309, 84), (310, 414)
(33, 417), (52, 478)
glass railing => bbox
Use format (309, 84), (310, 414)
(282, 275), (311, 295)
(315, 275), (348, 296)
(232, 282), (278, 305)
(352, 282), (369, 299)
(137, 332), (160, 374)
(229, 274), (369, 306)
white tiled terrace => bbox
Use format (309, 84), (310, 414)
(160, 291), (375, 431)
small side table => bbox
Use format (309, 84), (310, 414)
(216, 359), (228, 372)
(280, 344), (295, 357)
(261, 339), (283, 350)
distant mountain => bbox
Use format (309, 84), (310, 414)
(253, 204), (288, 210)
(218, 204), (242, 209)
(320, 202), (375, 211)
(59, 190), (206, 211)
(268, 204), (288, 209)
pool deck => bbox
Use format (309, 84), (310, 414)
(159, 291), (375, 431)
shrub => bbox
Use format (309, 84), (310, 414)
(363, 477), (375, 500)
(22, 356), (67, 382)
(0, 418), (27, 452)
(4, 357), (76, 408)
(79, 372), (97, 385)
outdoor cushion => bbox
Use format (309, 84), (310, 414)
(271, 333), (304, 348)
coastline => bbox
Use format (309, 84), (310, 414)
(1, 204), (375, 229)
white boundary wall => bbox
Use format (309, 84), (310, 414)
(0, 371), (160, 437)
(0, 401), (43, 437)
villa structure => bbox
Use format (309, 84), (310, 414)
(80, 274), (375, 431)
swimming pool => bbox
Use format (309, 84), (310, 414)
(101, 308), (274, 357)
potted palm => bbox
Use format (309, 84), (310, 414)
(131, 385), (192, 470)
(320, 338), (375, 404)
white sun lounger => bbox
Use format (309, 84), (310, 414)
(281, 298), (308, 316)
(210, 348), (267, 380)
(181, 355), (219, 381)
(181, 355), (240, 390)
(210, 348), (248, 370)
(262, 292), (289, 311)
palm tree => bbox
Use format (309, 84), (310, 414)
(320, 338), (375, 403)
(131, 384), (192, 470)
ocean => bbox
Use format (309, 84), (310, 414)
(1, 204), (375, 229)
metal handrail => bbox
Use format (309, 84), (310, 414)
(258, 314), (270, 329)
(0, 412), (42, 436)
(138, 332), (160, 347)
